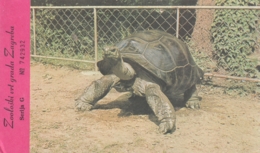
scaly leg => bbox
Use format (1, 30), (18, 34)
(144, 82), (176, 134)
(75, 74), (120, 111)
(184, 85), (200, 109)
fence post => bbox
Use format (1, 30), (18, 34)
(33, 8), (36, 55)
(94, 7), (98, 71)
(176, 8), (179, 38)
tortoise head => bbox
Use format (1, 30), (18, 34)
(98, 46), (121, 73)
(103, 46), (121, 60)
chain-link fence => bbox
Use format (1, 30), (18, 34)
(30, 6), (260, 72)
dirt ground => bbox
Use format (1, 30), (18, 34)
(30, 62), (260, 153)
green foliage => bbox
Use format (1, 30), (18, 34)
(186, 39), (217, 73)
(33, 9), (95, 61)
(223, 80), (258, 96)
(211, 0), (259, 77)
(187, 39), (259, 97)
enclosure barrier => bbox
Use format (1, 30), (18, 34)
(30, 6), (260, 82)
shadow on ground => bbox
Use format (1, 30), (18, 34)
(93, 93), (190, 126)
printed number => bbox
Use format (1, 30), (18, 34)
(20, 97), (24, 102)
(20, 41), (25, 47)
(20, 51), (25, 56)
(20, 40), (25, 44)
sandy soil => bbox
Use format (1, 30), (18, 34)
(30, 62), (260, 153)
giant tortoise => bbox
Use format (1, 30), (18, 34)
(75, 30), (204, 134)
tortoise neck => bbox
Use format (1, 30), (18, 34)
(110, 58), (136, 80)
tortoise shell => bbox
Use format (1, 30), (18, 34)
(99, 30), (203, 93)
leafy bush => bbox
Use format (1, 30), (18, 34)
(33, 9), (95, 60)
(211, 0), (259, 77)
(186, 39), (217, 73)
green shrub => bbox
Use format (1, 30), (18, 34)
(33, 9), (95, 60)
(211, 0), (259, 77)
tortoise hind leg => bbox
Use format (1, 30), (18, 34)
(184, 85), (200, 109)
(75, 74), (120, 111)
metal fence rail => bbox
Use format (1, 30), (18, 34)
(30, 6), (260, 71)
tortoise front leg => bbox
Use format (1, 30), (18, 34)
(132, 78), (176, 133)
(75, 74), (120, 111)
(144, 82), (176, 134)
